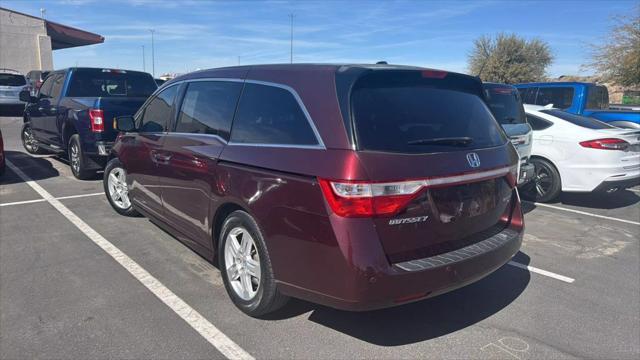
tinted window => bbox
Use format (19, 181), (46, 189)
(484, 86), (526, 124)
(540, 109), (614, 129)
(525, 114), (553, 131)
(138, 85), (177, 133)
(586, 86), (609, 110)
(535, 87), (574, 109)
(0, 74), (26, 86)
(66, 69), (157, 97)
(351, 72), (506, 153)
(175, 81), (242, 139)
(519, 87), (537, 104)
(231, 83), (318, 145)
(50, 74), (65, 98)
(38, 75), (55, 98)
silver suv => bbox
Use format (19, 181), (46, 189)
(0, 69), (30, 106)
(484, 83), (534, 185)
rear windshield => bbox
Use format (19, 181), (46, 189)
(484, 85), (527, 124)
(351, 71), (506, 153)
(0, 74), (27, 86)
(540, 109), (614, 129)
(67, 69), (157, 97)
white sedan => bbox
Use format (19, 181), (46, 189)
(522, 104), (640, 202)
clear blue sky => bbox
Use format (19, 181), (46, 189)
(1, 0), (635, 77)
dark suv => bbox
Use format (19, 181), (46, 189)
(104, 64), (524, 316)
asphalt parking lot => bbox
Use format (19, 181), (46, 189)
(1, 115), (639, 359)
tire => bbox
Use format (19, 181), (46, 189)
(104, 158), (139, 217)
(219, 210), (288, 317)
(522, 158), (562, 203)
(68, 134), (95, 180)
(21, 123), (44, 154)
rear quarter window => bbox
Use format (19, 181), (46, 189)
(230, 83), (320, 146)
(351, 71), (506, 153)
(525, 114), (553, 131)
(586, 86), (609, 110)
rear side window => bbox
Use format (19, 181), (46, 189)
(38, 75), (55, 98)
(66, 69), (157, 98)
(484, 86), (526, 124)
(535, 87), (574, 109)
(175, 81), (242, 140)
(230, 83), (319, 146)
(525, 114), (553, 131)
(351, 72), (506, 153)
(0, 74), (26, 86)
(138, 85), (178, 133)
(50, 74), (65, 98)
(586, 86), (609, 110)
(540, 109), (614, 129)
(518, 87), (537, 104)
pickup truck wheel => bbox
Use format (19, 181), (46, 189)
(21, 123), (43, 154)
(104, 158), (139, 217)
(219, 210), (288, 317)
(522, 158), (561, 203)
(68, 134), (95, 180)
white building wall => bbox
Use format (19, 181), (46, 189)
(0, 9), (53, 74)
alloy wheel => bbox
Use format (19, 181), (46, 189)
(224, 227), (261, 301)
(532, 162), (554, 198)
(70, 143), (80, 174)
(107, 167), (131, 209)
(22, 126), (38, 153)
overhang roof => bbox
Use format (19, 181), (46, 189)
(0, 7), (104, 49)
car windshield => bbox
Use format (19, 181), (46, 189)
(66, 69), (157, 97)
(484, 85), (527, 124)
(351, 71), (506, 153)
(0, 74), (27, 86)
(540, 109), (615, 129)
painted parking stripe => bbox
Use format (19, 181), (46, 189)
(5, 160), (254, 360)
(529, 202), (640, 226)
(508, 261), (575, 283)
(629, 188), (640, 194)
(0, 192), (103, 207)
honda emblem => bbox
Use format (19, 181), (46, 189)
(466, 153), (481, 168)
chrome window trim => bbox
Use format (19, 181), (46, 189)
(163, 132), (228, 144)
(164, 77), (326, 150)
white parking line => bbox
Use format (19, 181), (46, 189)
(529, 202), (640, 226)
(0, 192), (104, 207)
(507, 261), (575, 283)
(5, 160), (254, 360)
(629, 188), (640, 194)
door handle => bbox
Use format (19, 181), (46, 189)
(152, 151), (172, 165)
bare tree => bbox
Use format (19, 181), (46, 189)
(584, 6), (640, 87)
(468, 33), (553, 84)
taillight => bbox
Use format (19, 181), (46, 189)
(89, 109), (104, 132)
(318, 179), (423, 217)
(318, 166), (516, 218)
(421, 70), (447, 79)
(579, 138), (629, 151)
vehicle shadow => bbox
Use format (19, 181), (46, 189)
(0, 150), (59, 185)
(554, 191), (640, 210)
(521, 201), (536, 215)
(265, 252), (531, 346)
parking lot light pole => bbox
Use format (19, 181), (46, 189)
(149, 29), (155, 77)
(142, 45), (146, 72)
(289, 13), (294, 64)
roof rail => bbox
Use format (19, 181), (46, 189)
(0, 68), (22, 74)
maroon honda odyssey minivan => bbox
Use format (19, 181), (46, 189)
(104, 64), (524, 316)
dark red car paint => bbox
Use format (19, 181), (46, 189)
(112, 64), (523, 311)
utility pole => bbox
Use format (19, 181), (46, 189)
(40, 8), (46, 19)
(289, 13), (294, 64)
(237, 56), (241, 65)
(149, 29), (156, 77)
(142, 45), (146, 72)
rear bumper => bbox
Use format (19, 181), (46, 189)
(593, 175), (640, 193)
(279, 201), (524, 311)
(518, 162), (535, 185)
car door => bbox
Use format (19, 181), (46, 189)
(157, 80), (242, 250)
(40, 73), (66, 146)
(29, 75), (55, 142)
(121, 84), (179, 220)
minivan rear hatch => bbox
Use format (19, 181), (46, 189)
(343, 70), (517, 263)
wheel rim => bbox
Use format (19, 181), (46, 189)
(22, 126), (38, 152)
(70, 142), (80, 173)
(224, 227), (261, 301)
(532, 162), (554, 198)
(107, 167), (131, 209)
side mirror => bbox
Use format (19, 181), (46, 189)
(114, 115), (136, 132)
(19, 90), (36, 103)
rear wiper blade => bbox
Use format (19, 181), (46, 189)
(407, 137), (474, 146)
